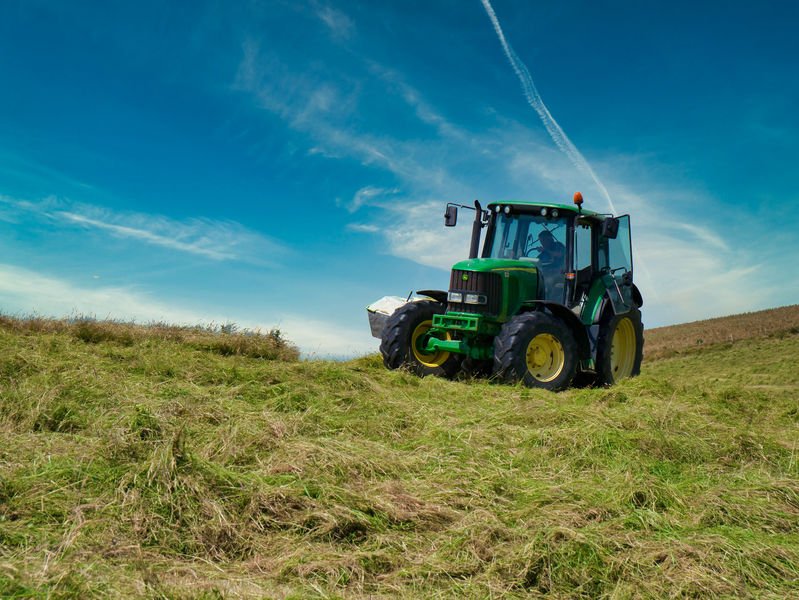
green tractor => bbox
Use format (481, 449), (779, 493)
(371, 193), (644, 391)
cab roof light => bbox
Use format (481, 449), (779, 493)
(573, 191), (584, 212)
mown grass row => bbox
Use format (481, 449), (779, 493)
(0, 316), (797, 598)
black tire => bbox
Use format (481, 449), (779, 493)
(380, 300), (462, 378)
(595, 307), (644, 385)
(493, 312), (578, 391)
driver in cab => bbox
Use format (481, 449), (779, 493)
(535, 229), (566, 300)
(537, 230), (565, 266)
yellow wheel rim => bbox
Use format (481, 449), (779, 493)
(610, 318), (636, 380)
(525, 333), (565, 382)
(411, 320), (452, 368)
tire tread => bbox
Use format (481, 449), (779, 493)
(493, 311), (577, 391)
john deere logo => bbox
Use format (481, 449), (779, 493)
(462, 274), (469, 281)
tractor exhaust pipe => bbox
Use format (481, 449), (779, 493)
(469, 200), (483, 259)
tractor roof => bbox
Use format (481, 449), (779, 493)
(486, 200), (606, 218)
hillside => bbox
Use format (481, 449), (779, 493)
(644, 304), (799, 360)
(1, 310), (798, 598)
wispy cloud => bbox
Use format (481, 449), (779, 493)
(343, 186), (399, 213)
(677, 223), (731, 253)
(0, 151), (96, 193)
(1, 194), (287, 263)
(367, 63), (467, 141)
(233, 40), (359, 131)
(346, 223), (380, 233)
(314, 3), (355, 41)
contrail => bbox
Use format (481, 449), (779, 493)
(480, 0), (617, 214)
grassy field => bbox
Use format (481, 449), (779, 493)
(0, 309), (797, 598)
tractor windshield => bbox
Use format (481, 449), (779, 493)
(486, 213), (567, 262)
(486, 212), (569, 302)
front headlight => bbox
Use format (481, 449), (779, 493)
(464, 293), (487, 305)
(448, 292), (463, 303)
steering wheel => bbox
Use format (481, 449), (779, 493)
(524, 244), (542, 258)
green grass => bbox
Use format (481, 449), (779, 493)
(0, 316), (797, 598)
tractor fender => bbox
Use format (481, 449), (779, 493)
(596, 283), (643, 320)
(523, 301), (591, 361)
(416, 289), (448, 304)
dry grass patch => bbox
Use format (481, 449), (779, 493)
(0, 314), (299, 361)
(645, 303), (799, 360)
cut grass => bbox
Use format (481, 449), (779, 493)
(0, 313), (798, 598)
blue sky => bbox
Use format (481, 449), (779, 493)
(1, 0), (798, 356)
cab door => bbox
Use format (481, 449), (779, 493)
(598, 215), (634, 314)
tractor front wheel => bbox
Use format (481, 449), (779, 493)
(595, 307), (644, 385)
(380, 300), (462, 378)
(493, 312), (578, 391)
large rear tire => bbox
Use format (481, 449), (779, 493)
(380, 300), (462, 378)
(595, 307), (644, 385)
(493, 312), (578, 391)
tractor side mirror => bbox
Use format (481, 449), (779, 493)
(444, 205), (458, 227)
(601, 217), (619, 239)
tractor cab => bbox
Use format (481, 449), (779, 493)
(483, 206), (570, 304)
(479, 200), (640, 319)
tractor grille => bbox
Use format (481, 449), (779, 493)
(447, 269), (502, 316)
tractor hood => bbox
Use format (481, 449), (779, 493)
(448, 257), (541, 320)
(452, 257), (540, 273)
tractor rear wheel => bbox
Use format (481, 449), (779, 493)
(380, 300), (462, 378)
(493, 312), (577, 391)
(595, 307), (644, 385)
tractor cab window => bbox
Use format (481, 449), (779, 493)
(488, 214), (520, 259)
(571, 221), (593, 306)
(486, 212), (568, 302)
(574, 222), (592, 272)
(598, 215), (632, 275)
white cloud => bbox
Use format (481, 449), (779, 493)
(233, 40), (359, 131)
(1, 194), (287, 263)
(0, 262), (374, 357)
(314, 4), (354, 41)
(345, 186), (399, 213)
(56, 211), (237, 260)
(367, 63), (467, 141)
(0, 152), (95, 192)
(0, 262), (204, 324)
(378, 199), (473, 269)
(676, 223), (731, 253)
(276, 314), (377, 358)
(346, 223), (380, 233)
